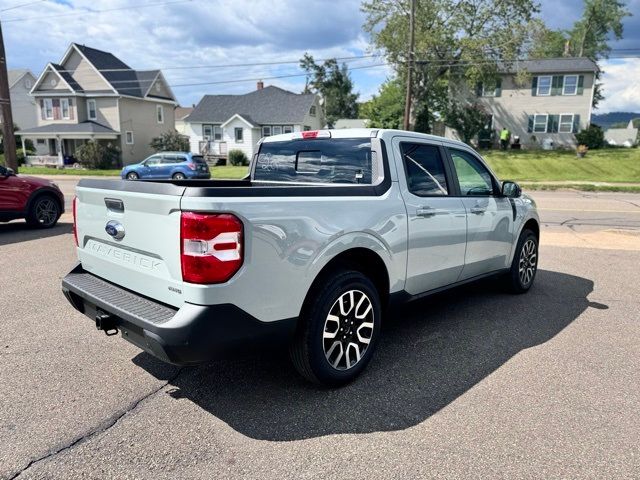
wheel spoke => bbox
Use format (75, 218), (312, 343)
(345, 342), (361, 369)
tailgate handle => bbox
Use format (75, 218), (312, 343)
(104, 198), (124, 213)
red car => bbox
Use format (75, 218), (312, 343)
(0, 165), (64, 228)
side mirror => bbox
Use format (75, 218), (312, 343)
(501, 180), (521, 198)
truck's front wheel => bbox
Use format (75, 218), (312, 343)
(290, 270), (382, 387)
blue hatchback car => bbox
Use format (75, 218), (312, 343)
(121, 152), (210, 180)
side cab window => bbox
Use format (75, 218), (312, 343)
(400, 142), (449, 196)
(448, 148), (497, 196)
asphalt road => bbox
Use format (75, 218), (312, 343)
(1, 189), (639, 479)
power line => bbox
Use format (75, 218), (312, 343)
(1, 0), (192, 23)
(0, 0), (46, 13)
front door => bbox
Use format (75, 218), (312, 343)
(447, 147), (514, 279)
(394, 138), (467, 295)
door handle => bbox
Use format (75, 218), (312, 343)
(417, 206), (436, 217)
(470, 206), (486, 215)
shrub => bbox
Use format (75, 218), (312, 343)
(76, 141), (120, 169)
(228, 149), (249, 166)
(150, 130), (190, 152)
(575, 125), (605, 149)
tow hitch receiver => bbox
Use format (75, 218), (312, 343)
(96, 311), (119, 336)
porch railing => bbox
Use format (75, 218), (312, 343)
(25, 155), (62, 167)
(199, 140), (228, 156)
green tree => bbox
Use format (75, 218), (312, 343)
(300, 54), (359, 127)
(150, 130), (190, 152)
(441, 101), (489, 145)
(362, 0), (539, 132)
(76, 141), (120, 169)
(359, 78), (405, 129)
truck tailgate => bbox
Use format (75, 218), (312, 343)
(75, 180), (186, 308)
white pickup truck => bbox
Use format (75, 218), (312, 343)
(62, 129), (539, 386)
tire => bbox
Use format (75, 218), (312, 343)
(26, 194), (61, 229)
(290, 270), (382, 387)
(504, 229), (538, 293)
(126, 172), (139, 180)
(172, 172), (186, 180)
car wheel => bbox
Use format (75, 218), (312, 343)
(172, 172), (186, 180)
(26, 195), (61, 228)
(505, 229), (538, 293)
(126, 172), (139, 180)
(290, 270), (382, 387)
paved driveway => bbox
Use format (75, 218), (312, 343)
(1, 191), (639, 479)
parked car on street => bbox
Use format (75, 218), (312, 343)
(121, 152), (210, 180)
(0, 165), (64, 228)
(63, 129), (539, 386)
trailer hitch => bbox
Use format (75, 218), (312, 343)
(95, 311), (119, 336)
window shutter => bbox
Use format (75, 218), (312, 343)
(573, 114), (581, 133)
(527, 115), (534, 133)
(531, 77), (538, 96)
(548, 115), (559, 133)
(40, 99), (45, 120)
(494, 79), (502, 97)
(551, 76), (563, 96)
(52, 99), (60, 120)
(475, 82), (483, 97)
(577, 75), (584, 95)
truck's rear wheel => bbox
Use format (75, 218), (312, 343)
(290, 270), (381, 387)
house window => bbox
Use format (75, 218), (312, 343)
(303, 125), (311, 131)
(533, 114), (548, 133)
(87, 99), (97, 120)
(125, 131), (134, 144)
(536, 76), (552, 96)
(37, 139), (45, 145)
(43, 98), (53, 119)
(234, 127), (243, 142)
(203, 125), (222, 141)
(156, 105), (164, 124)
(25, 79), (32, 89)
(481, 82), (498, 97)
(262, 126), (271, 137)
(559, 114), (574, 133)
(283, 125), (293, 134)
(61, 98), (70, 119)
(563, 75), (578, 95)
(272, 126), (282, 135)
(309, 105), (316, 116)
(213, 126), (222, 141)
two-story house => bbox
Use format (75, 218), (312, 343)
(1, 70), (38, 132)
(185, 83), (323, 162)
(447, 57), (598, 148)
(17, 43), (177, 166)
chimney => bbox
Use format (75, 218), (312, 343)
(257, 80), (264, 90)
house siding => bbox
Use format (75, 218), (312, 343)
(7, 73), (38, 130)
(301, 96), (324, 130)
(222, 117), (259, 159)
(476, 72), (595, 147)
(148, 76), (173, 99)
(118, 98), (176, 164)
(39, 71), (71, 91)
(63, 50), (113, 92)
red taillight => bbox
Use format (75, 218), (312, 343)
(180, 212), (243, 284)
(294, 130), (331, 140)
(187, 163), (196, 170)
(72, 196), (79, 246)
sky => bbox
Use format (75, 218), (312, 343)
(2, 0), (639, 113)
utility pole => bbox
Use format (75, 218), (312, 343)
(403, 0), (416, 131)
(0, 21), (17, 172)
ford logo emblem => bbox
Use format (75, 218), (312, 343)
(105, 220), (125, 240)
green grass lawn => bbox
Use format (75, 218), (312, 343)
(482, 148), (640, 183)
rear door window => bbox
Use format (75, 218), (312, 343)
(400, 143), (449, 196)
(161, 155), (181, 164)
(254, 138), (373, 184)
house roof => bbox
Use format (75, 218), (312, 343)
(8, 69), (34, 88)
(186, 86), (317, 125)
(50, 63), (81, 91)
(175, 106), (193, 120)
(17, 121), (119, 135)
(500, 57), (599, 74)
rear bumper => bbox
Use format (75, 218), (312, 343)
(61, 265), (296, 365)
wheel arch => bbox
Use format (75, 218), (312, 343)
(522, 217), (540, 240)
(26, 187), (63, 214)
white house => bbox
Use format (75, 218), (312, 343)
(185, 83), (324, 162)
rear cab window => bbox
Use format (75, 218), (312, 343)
(253, 138), (378, 185)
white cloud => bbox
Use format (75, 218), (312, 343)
(597, 59), (640, 113)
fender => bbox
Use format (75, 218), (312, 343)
(25, 186), (64, 214)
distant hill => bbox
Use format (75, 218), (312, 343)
(592, 112), (640, 129)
